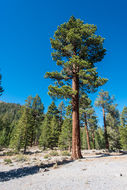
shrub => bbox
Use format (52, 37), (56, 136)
(4, 158), (12, 164)
(61, 151), (70, 156)
(44, 154), (50, 159)
(15, 154), (28, 162)
(4, 150), (18, 156)
(50, 151), (59, 156)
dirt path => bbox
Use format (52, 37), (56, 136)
(0, 153), (127, 190)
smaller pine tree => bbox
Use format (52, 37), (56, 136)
(50, 116), (61, 148)
(106, 106), (121, 150)
(81, 127), (88, 150)
(94, 127), (105, 149)
(120, 106), (127, 150)
(58, 117), (72, 151)
(39, 115), (51, 149)
(10, 107), (34, 153)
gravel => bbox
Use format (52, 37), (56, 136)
(0, 152), (127, 190)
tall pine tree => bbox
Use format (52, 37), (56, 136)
(45, 16), (107, 159)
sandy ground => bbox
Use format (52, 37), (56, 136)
(0, 149), (127, 190)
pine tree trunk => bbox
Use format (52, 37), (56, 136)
(71, 74), (82, 159)
(92, 130), (95, 149)
(84, 113), (90, 150)
(24, 141), (27, 154)
(31, 130), (34, 147)
(24, 128), (28, 154)
(102, 107), (109, 149)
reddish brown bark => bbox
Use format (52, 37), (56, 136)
(92, 131), (95, 149)
(84, 113), (90, 150)
(102, 107), (109, 149)
(71, 74), (82, 159)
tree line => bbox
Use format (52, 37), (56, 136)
(0, 93), (127, 154)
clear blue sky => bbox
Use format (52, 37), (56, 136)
(0, 0), (127, 125)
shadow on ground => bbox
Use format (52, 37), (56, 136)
(84, 151), (127, 159)
(0, 159), (73, 182)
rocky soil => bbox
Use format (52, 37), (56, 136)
(0, 148), (127, 190)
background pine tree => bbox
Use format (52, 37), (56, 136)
(10, 107), (34, 153)
(25, 95), (44, 146)
(120, 106), (127, 150)
(50, 116), (61, 148)
(106, 105), (121, 150)
(39, 115), (51, 149)
(95, 90), (114, 149)
(0, 102), (21, 148)
(58, 117), (72, 151)
(94, 127), (105, 149)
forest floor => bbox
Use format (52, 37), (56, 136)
(0, 148), (127, 190)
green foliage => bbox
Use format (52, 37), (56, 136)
(94, 127), (105, 149)
(61, 151), (70, 156)
(45, 16), (107, 100)
(4, 158), (12, 164)
(25, 95), (44, 146)
(80, 93), (98, 149)
(58, 117), (72, 150)
(0, 102), (21, 121)
(45, 16), (107, 159)
(58, 101), (65, 118)
(25, 94), (44, 113)
(120, 106), (127, 150)
(120, 126), (127, 150)
(40, 102), (71, 150)
(95, 90), (114, 111)
(0, 102), (21, 147)
(39, 102), (61, 149)
(44, 154), (50, 159)
(15, 154), (28, 162)
(106, 105), (121, 150)
(10, 107), (34, 153)
(95, 90), (115, 149)
(121, 106), (127, 127)
(39, 115), (51, 149)
(50, 116), (61, 148)
(81, 127), (88, 149)
(58, 101), (65, 126)
(47, 101), (59, 119)
(3, 150), (18, 156)
(49, 151), (59, 156)
(95, 91), (121, 150)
